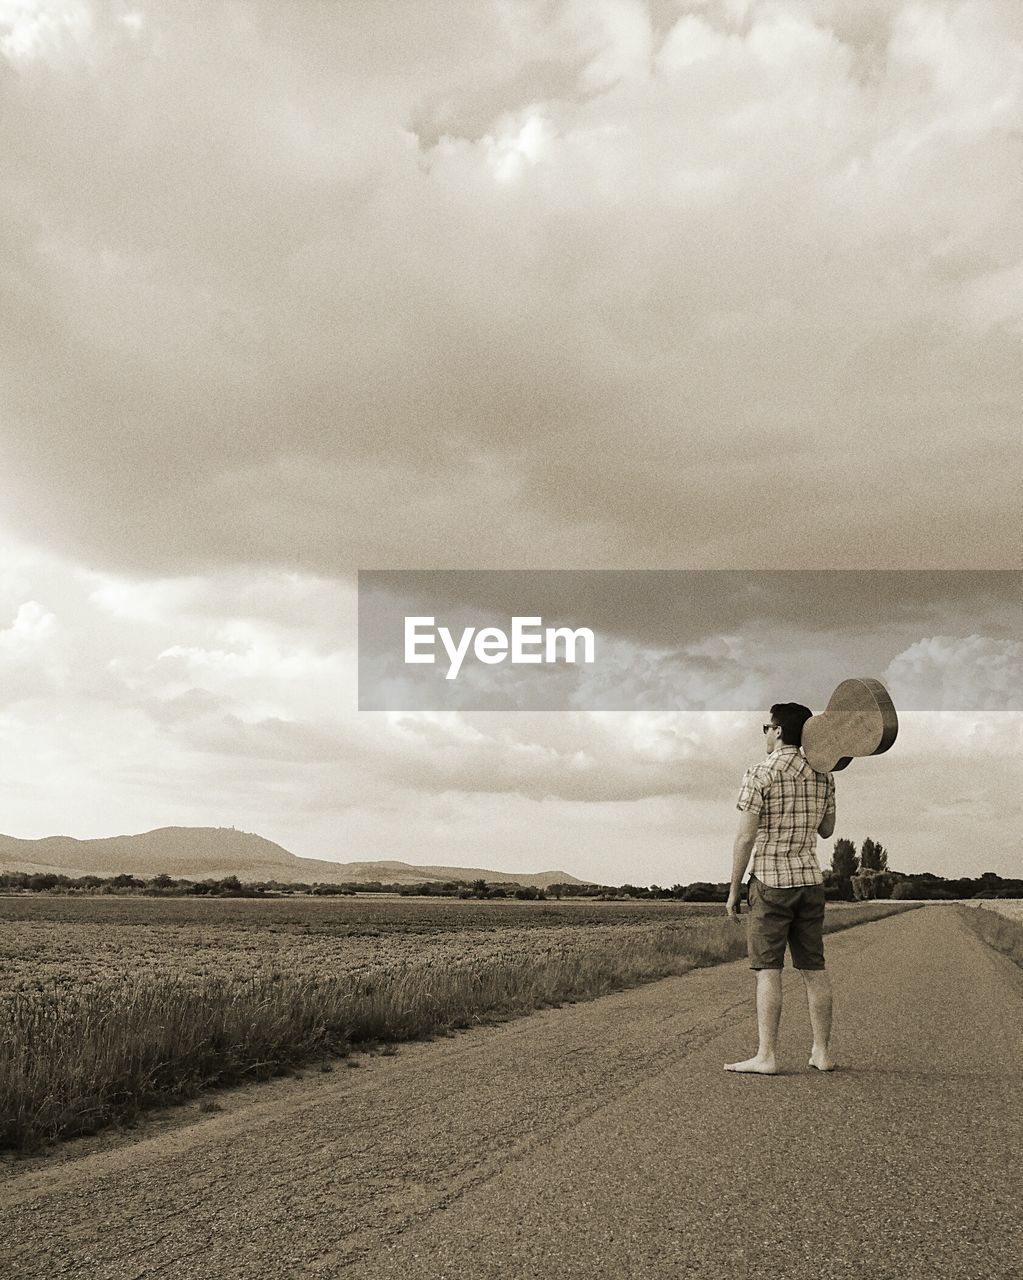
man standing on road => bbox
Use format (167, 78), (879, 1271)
(724, 703), (836, 1075)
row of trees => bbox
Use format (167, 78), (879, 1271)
(833, 836), (890, 873)
(829, 836), (889, 899)
(3, 848), (1021, 903)
(0, 870), (570, 899)
(0, 871), (287, 897)
(0, 871), (758, 903)
(826, 837), (1023, 901)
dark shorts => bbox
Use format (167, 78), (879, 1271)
(747, 875), (826, 971)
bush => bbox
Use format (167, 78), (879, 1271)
(851, 870), (898, 901)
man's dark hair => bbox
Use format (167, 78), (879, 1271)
(770, 703), (813, 747)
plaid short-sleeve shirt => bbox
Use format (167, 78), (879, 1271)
(736, 746), (835, 888)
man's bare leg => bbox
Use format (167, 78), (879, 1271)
(800, 969), (835, 1070)
(724, 969), (781, 1073)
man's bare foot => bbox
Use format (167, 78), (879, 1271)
(724, 1055), (778, 1074)
(808, 1049), (835, 1071)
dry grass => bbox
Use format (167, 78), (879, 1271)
(0, 895), (914, 1154)
(955, 900), (1023, 923)
(956, 902), (1023, 970)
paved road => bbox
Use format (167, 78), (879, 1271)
(3, 906), (1021, 1279)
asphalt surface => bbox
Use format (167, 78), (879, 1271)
(3, 906), (1021, 1280)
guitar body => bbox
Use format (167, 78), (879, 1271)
(801, 678), (898, 774)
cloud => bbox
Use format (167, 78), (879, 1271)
(1, 1), (1021, 573)
(357, 709), (730, 802)
(1, 538), (1021, 878)
(884, 635), (1023, 711)
(0, 598), (57, 653)
(0, 1), (95, 66)
(0, 598), (68, 702)
(1, 5), (1021, 883)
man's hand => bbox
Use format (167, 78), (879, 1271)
(728, 809), (758, 920)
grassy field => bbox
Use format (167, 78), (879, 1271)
(1, 894), (915, 1154)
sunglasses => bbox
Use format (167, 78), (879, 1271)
(763, 724), (778, 734)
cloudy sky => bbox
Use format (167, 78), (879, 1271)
(1, 0), (1021, 884)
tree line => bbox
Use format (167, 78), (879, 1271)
(826, 837), (1022, 901)
(0, 870), (569, 899)
(1, 844), (1020, 902)
(0, 871), (716, 901)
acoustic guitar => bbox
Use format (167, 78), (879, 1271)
(801, 677), (898, 773)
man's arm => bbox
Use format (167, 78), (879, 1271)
(817, 772), (836, 839)
(726, 808), (760, 919)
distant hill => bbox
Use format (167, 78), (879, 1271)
(0, 827), (585, 889)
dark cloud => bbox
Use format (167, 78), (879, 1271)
(357, 569), (1023, 709)
(2, 2), (1021, 574)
